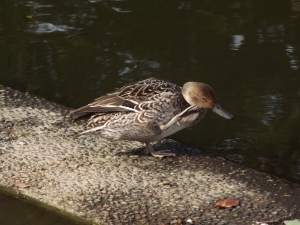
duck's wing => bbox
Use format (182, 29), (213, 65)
(69, 78), (181, 119)
(160, 105), (200, 130)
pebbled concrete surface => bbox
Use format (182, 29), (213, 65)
(0, 85), (299, 225)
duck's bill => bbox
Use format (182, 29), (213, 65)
(212, 103), (234, 120)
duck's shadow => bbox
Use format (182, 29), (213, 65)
(114, 139), (213, 158)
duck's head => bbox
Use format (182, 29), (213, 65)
(182, 82), (234, 120)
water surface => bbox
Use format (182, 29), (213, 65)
(0, 191), (78, 225)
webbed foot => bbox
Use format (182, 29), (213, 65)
(145, 142), (175, 158)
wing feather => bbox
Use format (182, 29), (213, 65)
(69, 78), (182, 120)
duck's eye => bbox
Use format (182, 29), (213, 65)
(202, 97), (206, 101)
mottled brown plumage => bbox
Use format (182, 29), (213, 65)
(70, 78), (233, 157)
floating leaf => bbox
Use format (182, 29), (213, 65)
(214, 198), (239, 208)
(15, 182), (30, 188)
(284, 219), (300, 225)
(26, 15), (33, 19)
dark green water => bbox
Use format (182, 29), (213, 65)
(1, 0), (300, 223)
(0, 191), (78, 225)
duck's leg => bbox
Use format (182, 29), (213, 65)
(145, 142), (175, 158)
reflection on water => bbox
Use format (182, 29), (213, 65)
(27, 23), (75, 34)
(257, 24), (285, 44)
(260, 93), (285, 126)
(286, 44), (299, 70)
(20, 1), (53, 8)
(0, 0), (300, 184)
(110, 7), (132, 13)
(230, 35), (244, 50)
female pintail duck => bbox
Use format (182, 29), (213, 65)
(69, 78), (234, 158)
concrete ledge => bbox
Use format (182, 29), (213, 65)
(0, 85), (300, 225)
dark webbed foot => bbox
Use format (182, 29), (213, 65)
(145, 142), (175, 158)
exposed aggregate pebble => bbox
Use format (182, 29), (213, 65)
(0, 85), (300, 225)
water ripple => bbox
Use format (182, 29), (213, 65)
(21, 1), (53, 8)
(26, 22), (75, 34)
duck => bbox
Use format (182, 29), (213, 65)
(69, 78), (234, 158)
